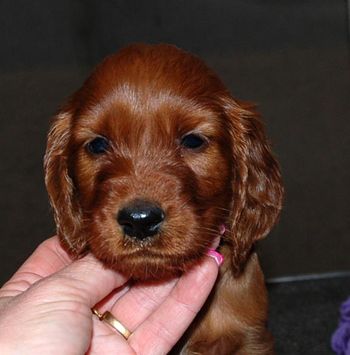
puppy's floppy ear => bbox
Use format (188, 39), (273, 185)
(44, 111), (85, 254)
(223, 98), (284, 275)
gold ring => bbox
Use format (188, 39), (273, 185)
(92, 308), (131, 340)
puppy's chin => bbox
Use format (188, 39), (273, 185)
(91, 246), (205, 280)
(96, 255), (200, 280)
(104, 258), (191, 280)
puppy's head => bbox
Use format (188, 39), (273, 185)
(44, 44), (283, 278)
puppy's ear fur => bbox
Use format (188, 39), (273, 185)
(223, 98), (284, 275)
(44, 111), (85, 254)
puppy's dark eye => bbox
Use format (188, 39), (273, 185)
(180, 133), (207, 150)
(86, 137), (110, 155)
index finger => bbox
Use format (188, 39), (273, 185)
(129, 256), (219, 355)
(0, 236), (72, 296)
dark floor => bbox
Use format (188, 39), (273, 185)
(268, 276), (350, 355)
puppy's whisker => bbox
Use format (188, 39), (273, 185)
(177, 197), (195, 211)
(211, 206), (232, 212)
(197, 227), (220, 236)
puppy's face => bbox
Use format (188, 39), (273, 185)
(70, 85), (232, 278)
(45, 44), (283, 279)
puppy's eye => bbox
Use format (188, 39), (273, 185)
(180, 133), (207, 150)
(86, 137), (110, 155)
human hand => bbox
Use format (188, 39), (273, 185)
(0, 236), (221, 355)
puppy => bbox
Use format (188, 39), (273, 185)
(44, 43), (283, 354)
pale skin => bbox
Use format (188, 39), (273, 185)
(0, 236), (220, 355)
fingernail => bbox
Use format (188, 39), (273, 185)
(206, 249), (224, 266)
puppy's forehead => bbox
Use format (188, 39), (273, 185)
(76, 83), (221, 139)
(103, 83), (215, 118)
(73, 44), (229, 135)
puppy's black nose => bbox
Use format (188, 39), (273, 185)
(117, 200), (165, 240)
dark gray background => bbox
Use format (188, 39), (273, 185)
(1, 0), (349, 285)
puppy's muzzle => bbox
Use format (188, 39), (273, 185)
(117, 199), (165, 240)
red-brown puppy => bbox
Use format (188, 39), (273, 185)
(44, 44), (283, 354)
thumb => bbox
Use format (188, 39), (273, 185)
(35, 254), (129, 308)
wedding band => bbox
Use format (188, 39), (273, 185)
(92, 308), (131, 340)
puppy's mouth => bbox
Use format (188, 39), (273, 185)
(88, 199), (218, 279)
(90, 228), (208, 280)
